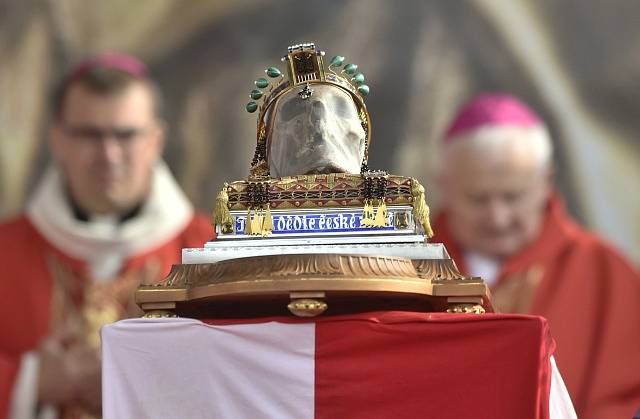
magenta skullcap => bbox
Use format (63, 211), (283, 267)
(445, 93), (541, 142)
(69, 52), (148, 81)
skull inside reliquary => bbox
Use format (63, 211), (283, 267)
(245, 43), (372, 179)
(267, 84), (366, 177)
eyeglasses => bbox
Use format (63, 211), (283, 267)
(60, 123), (153, 149)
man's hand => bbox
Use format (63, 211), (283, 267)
(37, 322), (101, 414)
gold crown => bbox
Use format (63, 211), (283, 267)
(246, 43), (372, 178)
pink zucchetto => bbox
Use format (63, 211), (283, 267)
(445, 93), (542, 142)
(69, 52), (148, 81)
(442, 93), (553, 168)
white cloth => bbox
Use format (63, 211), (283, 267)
(8, 352), (57, 419)
(101, 317), (576, 419)
(550, 356), (578, 419)
(9, 352), (38, 419)
(26, 161), (193, 280)
(464, 251), (502, 286)
(102, 318), (315, 419)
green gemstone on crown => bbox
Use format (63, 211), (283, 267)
(357, 84), (370, 96)
(343, 63), (358, 75)
(351, 73), (365, 85)
(329, 55), (345, 67)
(266, 67), (282, 78)
(250, 89), (263, 100)
(246, 101), (258, 113)
(255, 78), (269, 88)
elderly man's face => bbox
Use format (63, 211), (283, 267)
(50, 82), (164, 214)
(268, 84), (365, 177)
(441, 139), (551, 260)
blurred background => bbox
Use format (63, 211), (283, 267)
(0, 0), (638, 263)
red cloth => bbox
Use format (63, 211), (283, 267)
(0, 214), (212, 418)
(432, 195), (640, 419)
(203, 312), (556, 419)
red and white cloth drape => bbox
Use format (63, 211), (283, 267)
(102, 312), (575, 419)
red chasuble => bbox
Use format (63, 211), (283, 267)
(432, 194), (640, 419)
(0, 214), (213, 417)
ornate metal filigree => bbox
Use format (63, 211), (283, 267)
(288, 299), (327, 317)
(224, 174), (413, 211)
(446, 304), (486, 314)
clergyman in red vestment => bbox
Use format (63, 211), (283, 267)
(0, 54), (212, 418)
(432, 93), (640, 419)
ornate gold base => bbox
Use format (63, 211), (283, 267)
(446, 304), (486, 314)
(136, 254), (492, 318)
(140, 302), (177, 318)
(288, 299), (328, 317)
(446, 296), (486, 314)
(287, 292), (328, 317)
(143, 310), (179, 318)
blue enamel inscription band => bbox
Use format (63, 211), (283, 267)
(216, 206), (417, 239)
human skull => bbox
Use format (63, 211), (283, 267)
(268, 84), (366, 177)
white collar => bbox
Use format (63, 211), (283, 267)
(26, 161), (193, 280)
(463, 251), (502, 286)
